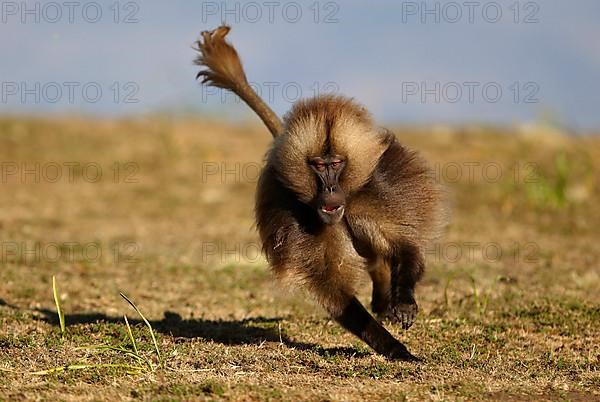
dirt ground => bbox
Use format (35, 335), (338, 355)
(0, 117), (598, 401)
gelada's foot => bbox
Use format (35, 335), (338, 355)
(390, 300), (418, 330)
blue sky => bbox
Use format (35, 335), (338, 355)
(1, 1), (599, 129)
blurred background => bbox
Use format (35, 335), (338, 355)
(1, 0), (599, 131)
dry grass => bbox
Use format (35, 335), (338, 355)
(0, 117), (598, 401)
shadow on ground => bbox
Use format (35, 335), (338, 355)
(12, 301), (370, 358)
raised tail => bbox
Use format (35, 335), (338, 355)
(194, 25), (283, 138)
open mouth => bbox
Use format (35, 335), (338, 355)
(321, 205), (344, 214)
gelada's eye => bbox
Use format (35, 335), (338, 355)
(331, 161), (342, 168)
(315, 163), (327, 171)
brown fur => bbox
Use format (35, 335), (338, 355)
(256, 96), (446, 311)
(194, 25), (447, 360)
(271, 96), (392, 203)
(194, 25), (283, 137)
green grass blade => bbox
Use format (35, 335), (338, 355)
(123, 315), (139, 355)
(75, 345), (145, 365)
(119, 292), (162, 366)
(443, 272), (456, 309)
(123, 315), (153, 370)
(52, 276), (66, 336)
(30, 363), (145, 376)
(468, 274), (482, 316)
